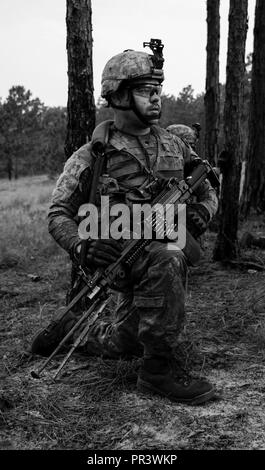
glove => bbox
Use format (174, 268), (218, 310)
(186, 203), (211, 239)
(85, 238), (122, 269)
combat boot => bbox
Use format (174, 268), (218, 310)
(31, 311), (77, 357)
(31, 313), (123, 359)
(137, 356), (215, 405)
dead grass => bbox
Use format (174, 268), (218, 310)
(1, 176), (265, 450)
(0, 175), (59, 268)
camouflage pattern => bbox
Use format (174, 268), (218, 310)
(166, 124), (198, 150)
(47, 123), (218, 360)
(74, 241), (187, 359)
(48, 143), (94, 256)
(101, 50), (164, 99)
(48, 125), (218, 255)
(103, 126), (187, 206)
(51, 142), (94, 205)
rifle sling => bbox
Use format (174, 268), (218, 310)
(79, 121), (113, 267)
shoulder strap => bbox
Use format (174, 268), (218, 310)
(91, 119), (114, 156)
(80, 120), (114, 267)
(88, 120), (114, 204)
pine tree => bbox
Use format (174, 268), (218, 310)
(241, 0), (265, 215)
(65, 0), (96, 159)
(214, 0), (248, 260)
(204, 0), (220, 165)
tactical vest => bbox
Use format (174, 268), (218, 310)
(96, 125), (189, 207)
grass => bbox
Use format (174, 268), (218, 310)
(0, 175), (60, 267)
(1, 175), (265, 450)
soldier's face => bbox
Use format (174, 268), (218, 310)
(131, 80), (162, 123)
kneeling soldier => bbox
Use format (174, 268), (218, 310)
(31, 40), (218, 405)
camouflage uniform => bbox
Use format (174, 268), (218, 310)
(166, 124), (199, 151)
(48, 124), (218, 359)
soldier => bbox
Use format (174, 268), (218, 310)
(166, 123), (201, 151)
(31, 41), (218, 405)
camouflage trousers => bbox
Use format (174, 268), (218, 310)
(72, 242), (188, 359)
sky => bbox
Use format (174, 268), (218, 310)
(0, 0), (256, 107)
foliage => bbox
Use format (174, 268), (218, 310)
(38, 107), (67, 176)
(0, 86), (43, 178)
(159, 86), (205, 155)
(159, 85), (205, 129)
(0, 86), (67, 179)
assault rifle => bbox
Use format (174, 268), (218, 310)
(31, 159), (219, 380)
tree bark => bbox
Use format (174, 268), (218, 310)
(213, 0), (248, 261)
(241, 0), (265, 215)
(204, 0), (220, 165)
(65, 0), (96, 159)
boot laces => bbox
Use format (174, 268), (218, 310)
(169, 358), (193, 386)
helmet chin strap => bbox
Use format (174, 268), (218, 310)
(129, 91), (161, 127)
(109, 102), (131, 111)
(110, 90), (161, 126)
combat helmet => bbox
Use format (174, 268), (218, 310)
(101, 39), (165, 101)
(166, 123), (201, 150)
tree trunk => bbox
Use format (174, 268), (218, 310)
(204, 0), (220, 165)
(241, 0), (265, 215)
(213, 0), (248, 261)
(65, 0), (96, 159)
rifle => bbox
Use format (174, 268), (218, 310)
(31, 159), (219, 380)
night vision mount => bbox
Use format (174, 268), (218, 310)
(143, 38), (164, 70)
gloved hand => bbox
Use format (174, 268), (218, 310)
(186, 203), (211, 239)
(84, 239), (122, 269)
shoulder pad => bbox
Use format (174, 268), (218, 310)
(91, 120), (114, 153)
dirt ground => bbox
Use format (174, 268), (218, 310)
(1, 212), (265, 451)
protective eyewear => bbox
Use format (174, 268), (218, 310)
(131, 84), (163, 98)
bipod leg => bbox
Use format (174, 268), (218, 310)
(31, 297), (101, 379)
(52, 297), (111, 380)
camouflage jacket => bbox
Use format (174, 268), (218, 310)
(48, 124), (218, 258)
